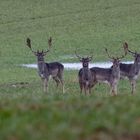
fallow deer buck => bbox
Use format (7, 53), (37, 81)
(75, 51), (95, 95)
(120, 42), (140, 94)
(90, 48), (126, 96)
(26, 37), (64, 93)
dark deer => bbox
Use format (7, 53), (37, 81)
(120, 42), (140, 94)
(75, 51), (94, 95)
(26, 37), (64, 93)
(90, 48), (125, 96)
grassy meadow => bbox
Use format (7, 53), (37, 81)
(0, 0), (140, 139)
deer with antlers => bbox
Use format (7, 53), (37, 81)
(119, 42), (140, 94)
(75, 51), (95, 95)
(26, 37), (64, 93)
(90, 48), (126, 96)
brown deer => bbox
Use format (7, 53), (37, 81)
(90, 48), (125, 96)
(120, 42), (140, 94)
(26, 37), (64, 93)
(75, 51), (95, 95)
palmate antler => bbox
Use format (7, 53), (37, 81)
(43, 37), (52, 54)
(123, 42), (137, 56)
(26, 37), (52, 55)
(123, 42), (128, 55)
(48, 37), (52, 48)
(26, 38), (36, 54)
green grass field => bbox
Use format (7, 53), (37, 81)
(0, 0), (140, 139)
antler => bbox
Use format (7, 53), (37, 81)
(105, 48), (114, 59)
(48, 37), (52, 48)
(116, 54), (125, 60)
(114, 42), (129, 60)
(26, 38), (37, 54)
(123, 42), (129, 55)
(124, 42), (136, 55)
(87, 55), (93, 61)
(43, 37), (52, 54)
(75, 50), (82, 60)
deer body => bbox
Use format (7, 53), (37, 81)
(119, 42), (140, 94)
(120, 63), (140, 80)
(37, 61), (64, 93)
(75, 51), (94, 95)
(91, 59), (121, 95)
(38, 61), (64, 79)
(119, 55), (140, 94)
(78, 66), (94, 94)
(26, 37), (64, 93)
(90, 47), (125, 96)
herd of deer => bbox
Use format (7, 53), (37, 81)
(26, 37), (140, 96)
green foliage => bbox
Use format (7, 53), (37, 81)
(0, 0), (140, 139)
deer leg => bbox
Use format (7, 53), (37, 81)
(61, 80), (64, 94)
(110, 83), (117, 96)
(130, 80), (136, 95)
(59, 78), (65, 94)
(53, 76), (65, 93)
(89, 87), (91, 94)
(57, 70), (65, 93)
(79, 82), (83, 93)
(53, 77), (60, 87)
(44, 78), (48, 93)
(91, 80), (97, 92)
(113, 85), (117, 96)
(41, 78), (45, 87)
(57, 74), (65, 93)
(84, 85), (86, 95)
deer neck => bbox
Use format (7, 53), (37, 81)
(37, 60), (48, 78)
(112, 66), (120, 78)
(133, 61), (140, 75)
(83, 66), (90, 72)
(134, 60), (140, 67)
(37, 60), (45, 66)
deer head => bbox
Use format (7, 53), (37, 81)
(75, 50), (93, 68)
(26, 37), (52, 61)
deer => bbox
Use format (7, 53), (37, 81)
(119, 42), (140, 94)
(26, 37), (64, 93)
(90, 48), (125, 96)
(75, 51), (95, 95)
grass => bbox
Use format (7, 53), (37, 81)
(0, 0), (140, 139)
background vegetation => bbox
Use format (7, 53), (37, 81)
(0, 0), (140, 139)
